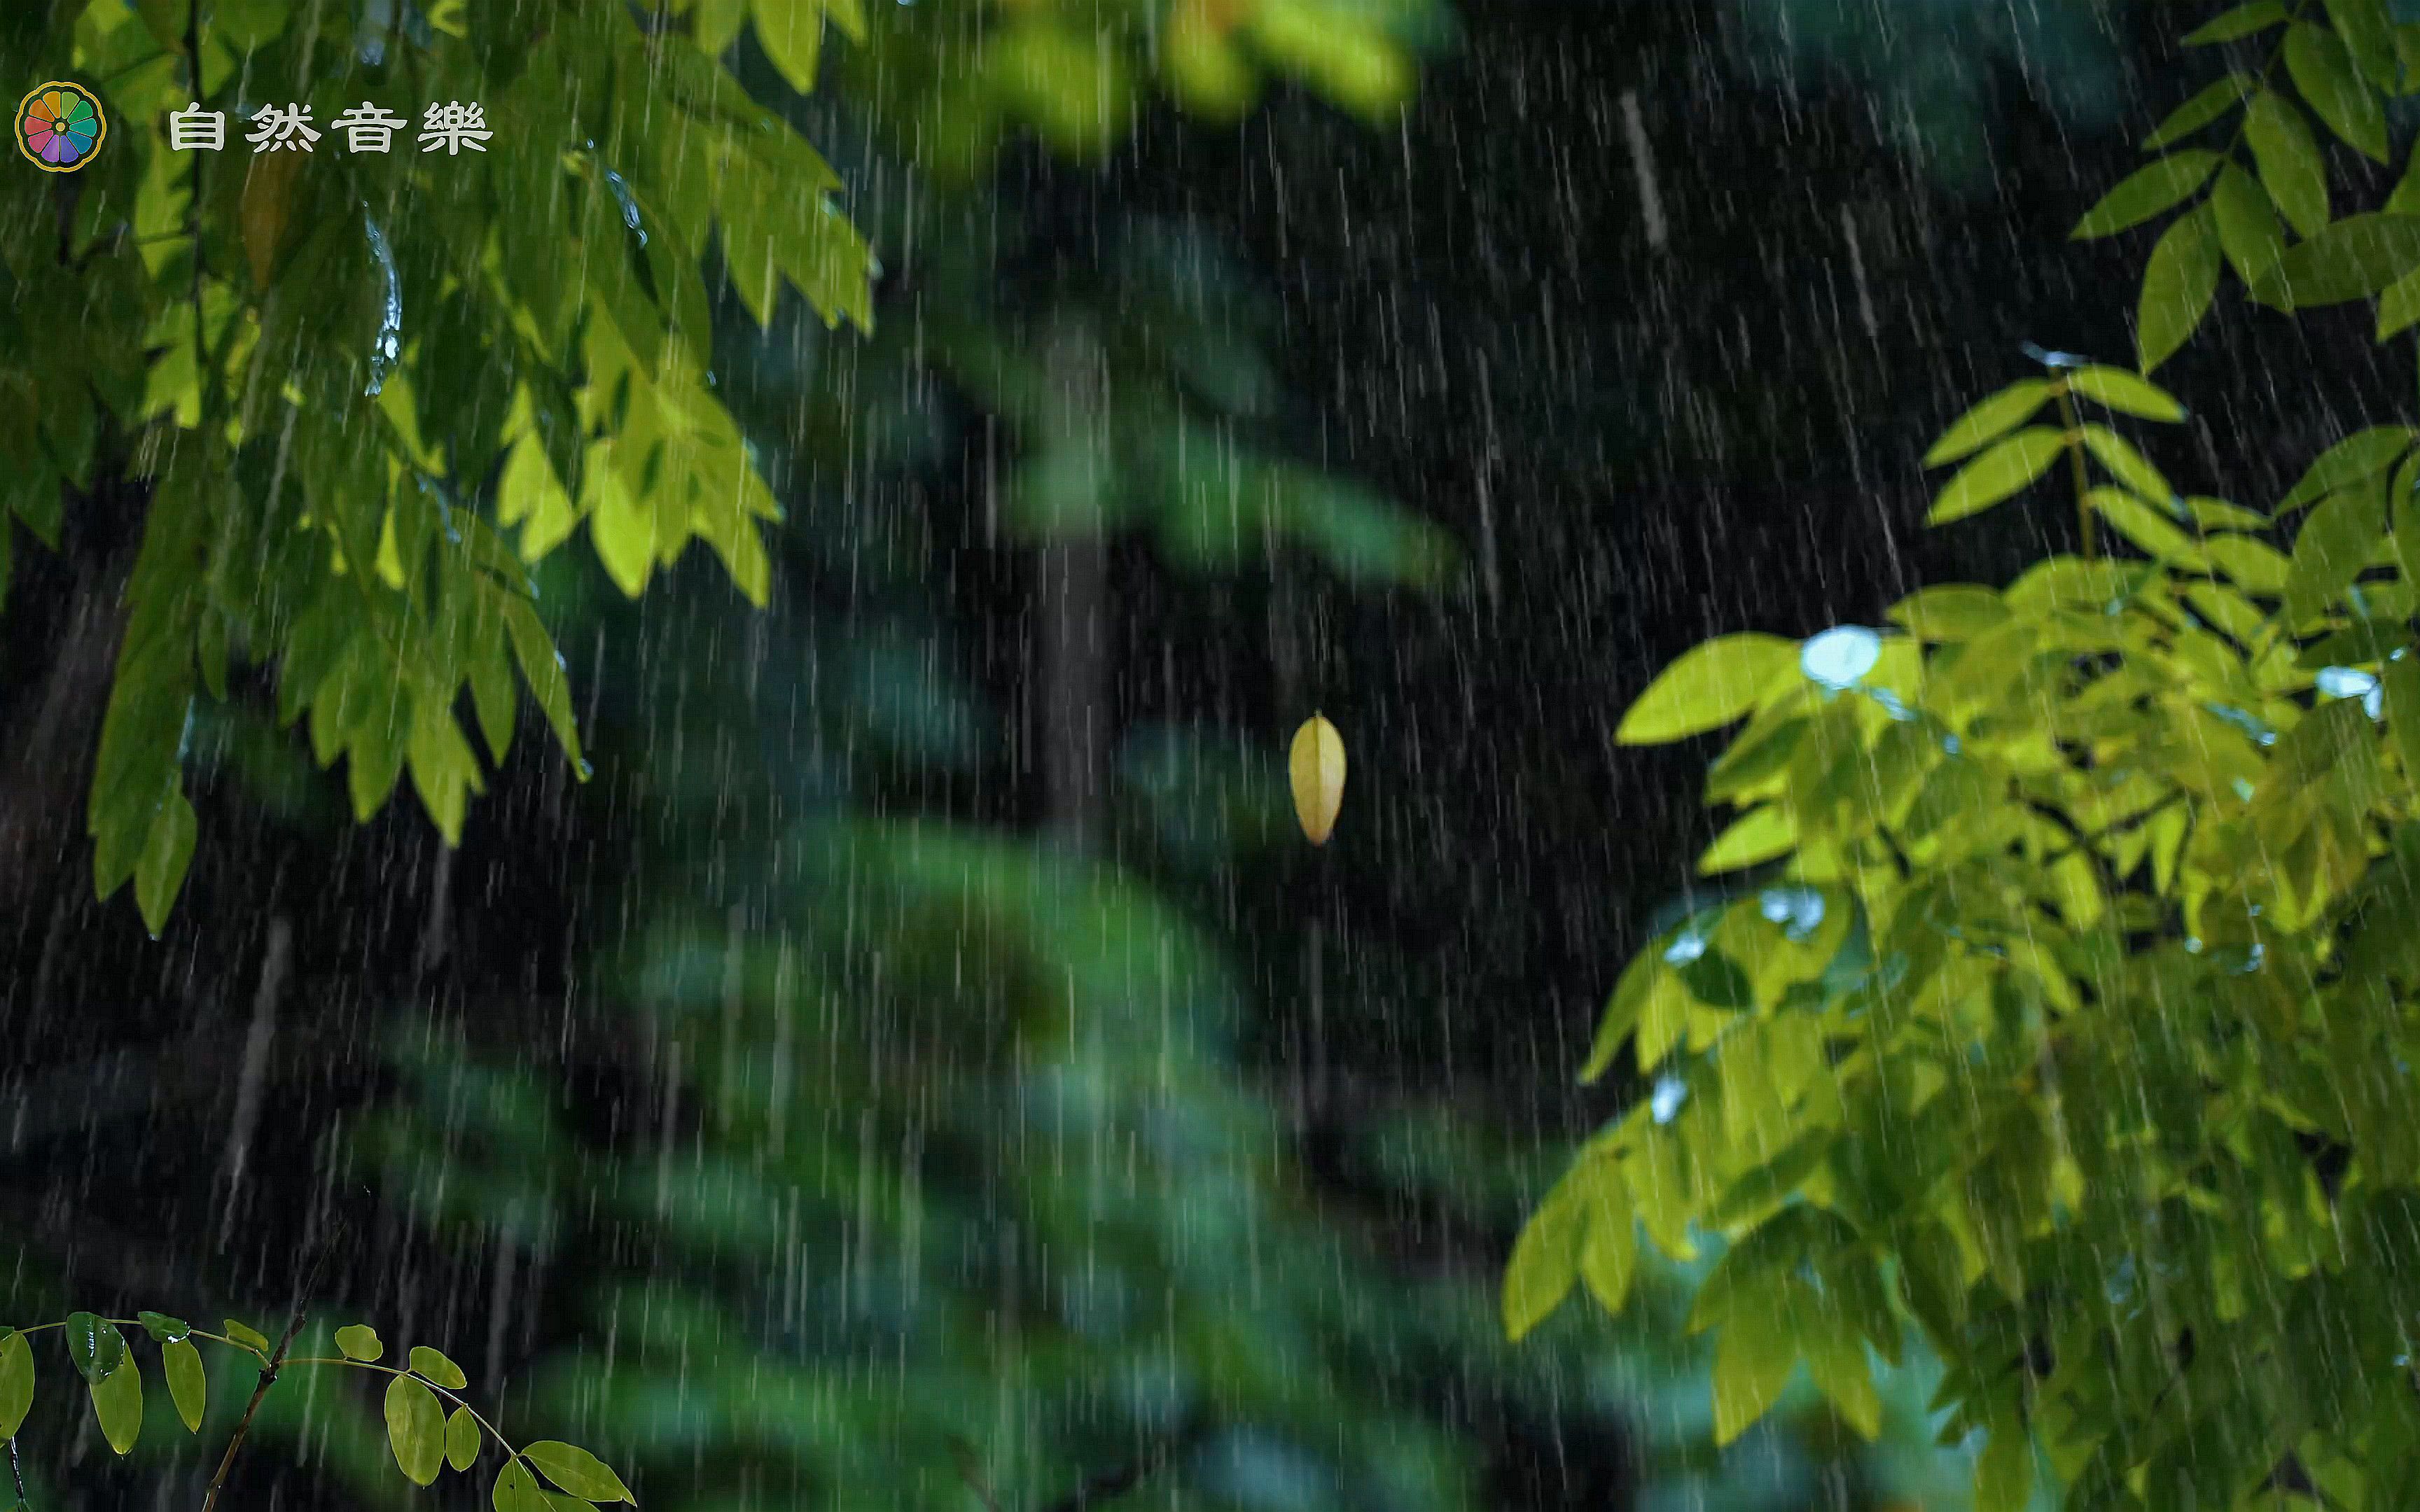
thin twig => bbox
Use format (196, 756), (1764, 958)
(197, 1216), (345, 1512)
(9, 1434), (26, 1506)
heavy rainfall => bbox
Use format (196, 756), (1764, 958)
(3, 0), (2416, 1508)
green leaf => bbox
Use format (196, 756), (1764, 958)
(2212, 162), (2288, 284)
(501, 598), (586, 772)
(221, 1320), (270, 1354)
(1711, 1309), (1798, 1446)
(2136, 202), (2224, 372)
(1975, 1418), (2037, 1512)
(410, 1345), (468, 1390)
(2329, 0), (2402, 88)
(1924, 379), (2056, 466)
(1697, 805), (1795, 874)
(2070, 151), (2223, 239)
(522, 1441), (636, 1504)
(1503, 1177), (1585, 1340)
(385, 1375), (448, 1487)
(2283, 484), (2386, 622)
(162, 1338), (205, 1432)
(1576, 1175), (1639, 1317)
(334, 1324), (384, 1363)
(135, 1311), (190, 1343)
(753, 0), (823, 94)
(134, 788), (198, 938)
(2067, 365), (2188, 421)
(1803, 1311), (1881, 1439)
(2184, 1), (2287, 44)
(1615, 633), (1797, 745)
(2383, 654), (2420, 779)
(1676, 947), (1755, 1010)
(447, 1405), (482, 1472)
(2145, 73), (2252, 149)
(494, 1459), (552, 1512)
(1928, 427), (2069, 524)
(2080, 425), (2175, 504)
(2090, 488), (2208, 566)
(1888, 584), (2010, 640)
(1579, 953), (1657, 1082)
(65, 1314), (125, 1385)
(2288, 21), (2388, 160)
(88, 1354), (140, 1455)
(2377, 265), (2420, 338)
(2252, 214), (2420, 309)
(2245, 90), (2330, 237)
(0, 1331), (31, 1440)
(2279, 426), (2414, 512)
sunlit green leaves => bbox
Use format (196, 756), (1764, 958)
(2278, 426), (2414, 512)
(1614, 634), (1797, 743)
(1927, 427), (2069, 523)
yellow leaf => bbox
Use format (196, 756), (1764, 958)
(1289, 713), (1346, 845)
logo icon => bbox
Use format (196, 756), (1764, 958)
(15, 81), (106, 173)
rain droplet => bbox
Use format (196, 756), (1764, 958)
(1801, 625), (1882, 690)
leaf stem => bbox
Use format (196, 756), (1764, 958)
(2056, 387), (2097, 559)
(8, 1434), (25, 1508)
(197, 1301), (307, 1512)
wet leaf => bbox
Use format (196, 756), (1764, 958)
(522, 1442), (635, 1503)
(0, 1331), (30, 1439)
(447, 1405), (482, 1471)
(1928, 426), (2068, 524)
(221, 1320), (270, 1354)
(2070, 151), (2221, 239)
(1924, 379), (2054, 466)
(2252, 214), (2420, 309)
(385, 1375), (447, 1486)
(88, 1354), (140, 1455)
(162, 1338), (205, 1432)
(2211, 162), (2287, 284)
(2286, 21), (2387, 160)
(2067, 365), (2187, 421)
(2278, 426), (2414, 512)
(494, 1459), (550, 1512)
(334, 1324), (384, 1363)
(134, 788), (197, 937)
(1615, 634), (1796, 744)
(2183, 1), (2287, 44)
(1287, 713), (1346, 846)
(135, 1311), (189, 1343)
(1501, 1177), (1583, 1341)
(2136, 202), (2223, 372)
(65, 1313), (125, 1385)
(2144, 74), (2251, 149)
(410, 1345), (468, 1390)
(2244, 90), (2330, 237)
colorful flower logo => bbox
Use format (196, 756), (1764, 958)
(15, 81), (107, 173)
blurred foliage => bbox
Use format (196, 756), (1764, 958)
(1723, 0), (2135, 188)
(1516, 5), (2420, 1508)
